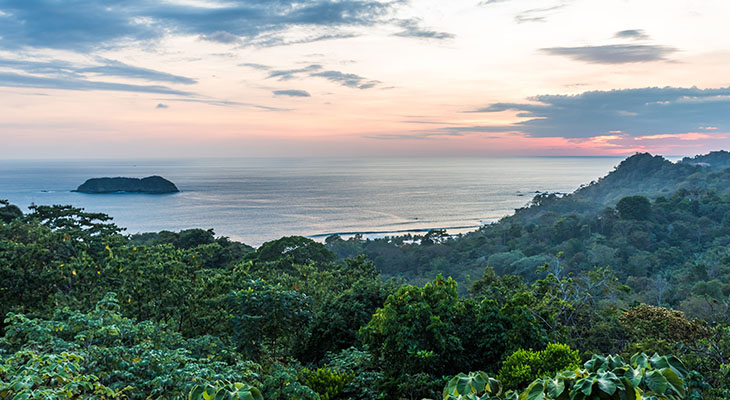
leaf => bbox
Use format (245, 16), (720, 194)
(625, 367), (643, 388)
(644, 370), (668, 394)
(659, 368), (685, 397)
(189, 386), (205, 400)
(580, 378), (594, 396)
(596, 377), (617, 395)
(523, 380), (546, 400)
(619, 378), (638, 400)
(631, 353), (649, 369)
(546, 378), (565, 398)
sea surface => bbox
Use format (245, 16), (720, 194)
(0, 157), (624, 246)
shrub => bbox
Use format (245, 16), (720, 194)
(497, 343), (580, 390)
(444, 352), (691, 400)
(619, 304), (710, 344)
(300, 367), (354, 400)
(188, 382), (263, 400)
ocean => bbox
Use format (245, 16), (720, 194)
(0, 157), (624, 246)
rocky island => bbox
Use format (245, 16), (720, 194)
(74, 176), (179, 194)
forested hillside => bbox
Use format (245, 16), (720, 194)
(2, 152), (730, 399)
(327, 153), (730, 319)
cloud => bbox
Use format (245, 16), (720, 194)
(82, 58), (196, 84)
(273, 89), (311, 97)
(241, 63), (271, 71)
(614, 29), (650, 40)
(0, 56), (199, 96)
(468, 86), (730, 138)
(267, 64), (323, 81)
(201, 31), (244, 45)
(265, 63), (378, 89)
(515, 4), (566, 23)
(393, 19), (455, 40)
(634, 132), (713, 141)
(541, 44), (676, 64)
(158, 97), (291, 111)
(402, 120), (454, 125)
(311, 70), (379, 89)
(0, 71), (192, 95)
(248, 32), (359, 48)
(0, 0), (406, 51)
(366, 128), (503, 140)
(0, 56), (299, 108)
(0, 57), (196, 84)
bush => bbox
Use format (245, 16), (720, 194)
(189, 382), (263, 400)
(322, 347), (382, 400)
(300, 367), (354, 400)
(497, 343), (580, 390)
(619, 304), (710, 344)
(444, 352), (691, 400)
(0, 351), (120, 399)
(0, 293), (259, 399)
(261, 364), (319, 400)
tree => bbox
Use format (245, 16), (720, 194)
(249, 236), (335, 269)
(1, 293), (260, 399)
(0, 200), (22, 223)
(616, 195), (651, 220)
(228, 279), (312, 360)
(361, 275), (546, 399)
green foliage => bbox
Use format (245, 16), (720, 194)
(0, 293), (259, 399)
(443, 371), (502, 400)
(248, 236), (335, 269)
(6, 150), (730, 400)
(0, 200), (22, 224)
(360, 274), (463, 397)
(518, 352), (690, 400)
(300, 367), (354, 400)
(290, 256), (393, 363)
(188, 382), (263, 400)
(616, 196), (651, 220)
(261, 364), (319, 400)
(228, 279), (311, 360)
(681, 325), (730, 399)
(0, 351), (120, 399)
(446, 353), (692, 400)
(619, 305), (710, 345)
(322, 153), (730, 331)
(361, 275), (546, 399)
(497, 344), (580, 391)
(129, 228), (254, 266)
(321, 347), (382, 400)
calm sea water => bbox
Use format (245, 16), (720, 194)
(0, 157), (623, 246)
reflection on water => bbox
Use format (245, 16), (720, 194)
(0, 157), (622, 246)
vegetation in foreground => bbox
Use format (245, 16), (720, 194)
(2, 152), (730, 399)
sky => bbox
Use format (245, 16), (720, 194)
(1, 0), (730, 158)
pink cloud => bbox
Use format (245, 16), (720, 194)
(635, 132), (717, 141)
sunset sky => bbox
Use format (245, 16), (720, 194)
(2, 0), (730, 158)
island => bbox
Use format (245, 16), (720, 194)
(74, 176), (179, 194)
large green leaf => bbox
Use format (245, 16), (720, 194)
(522, 380), (546, 400)
(660, 368), (685, 397)
(624, 367), (643, 388)
(644, 370), (668, 394)
(596, 377), (617, 395)
(546, 377), (565, 398)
